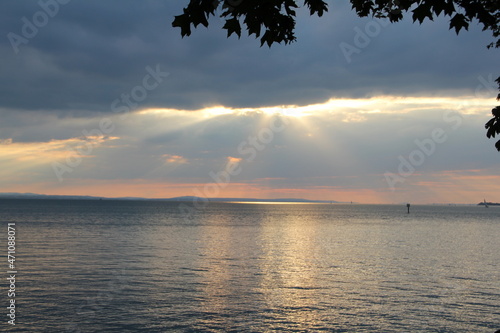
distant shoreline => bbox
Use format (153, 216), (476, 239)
(0, 193), (491, 206)
(0, 192), (337, 204)
(478, 202), (500, 206)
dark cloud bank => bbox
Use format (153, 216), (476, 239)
(0, 0), (498, 114)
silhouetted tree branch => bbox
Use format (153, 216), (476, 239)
(485, 77), (500, 151)
(173, 0), (499, 47)
(173, 0), (500, 150)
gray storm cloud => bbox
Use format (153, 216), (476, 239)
(0, 0), (498, 113)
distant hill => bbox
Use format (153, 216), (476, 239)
(0, 192), (338, 204)
(0, 192), (102, 200)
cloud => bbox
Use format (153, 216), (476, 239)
(1, 1), (499, 203)
(1, 96), (499, 203)
(0, 1), (498, 112)
(163, 154), (188, 164)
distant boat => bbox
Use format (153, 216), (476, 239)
(484, 199), (488, 208)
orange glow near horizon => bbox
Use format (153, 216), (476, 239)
(2, 172), (499, 204)
(1, 95), (499, 204)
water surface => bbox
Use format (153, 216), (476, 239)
(1, 200), (499, 332)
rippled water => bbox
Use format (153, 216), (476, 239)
(1, 199), (499, 332)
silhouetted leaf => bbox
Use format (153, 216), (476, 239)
(449, 13), (469, 34)
(431, 1), (447, 16)
(245, 16), (262, 37)
(284, 0), (298, 16)
(493, 106), (500, 117)
(442, 1), (456, 16)
(351, 0), (374, 17)
(223, 18), (241, 38)
(412, 4), (433, 24)
(496, 76), (500, 100)
(172, 13), (192, 37)
(260, 30), (273, 47)
(485, 118), (495, 129)
(191, 10), (209, 28)
(305, 0), (328, 16)
(487, 126), (496, 138)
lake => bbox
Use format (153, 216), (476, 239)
(1, 199), (499, 332)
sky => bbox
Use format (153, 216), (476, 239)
(0, 0), (499, 204)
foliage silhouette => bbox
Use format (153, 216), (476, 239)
(173, 0), (500, 150)
(485, 77), (500, 151)
(173, 0), (499, 47)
